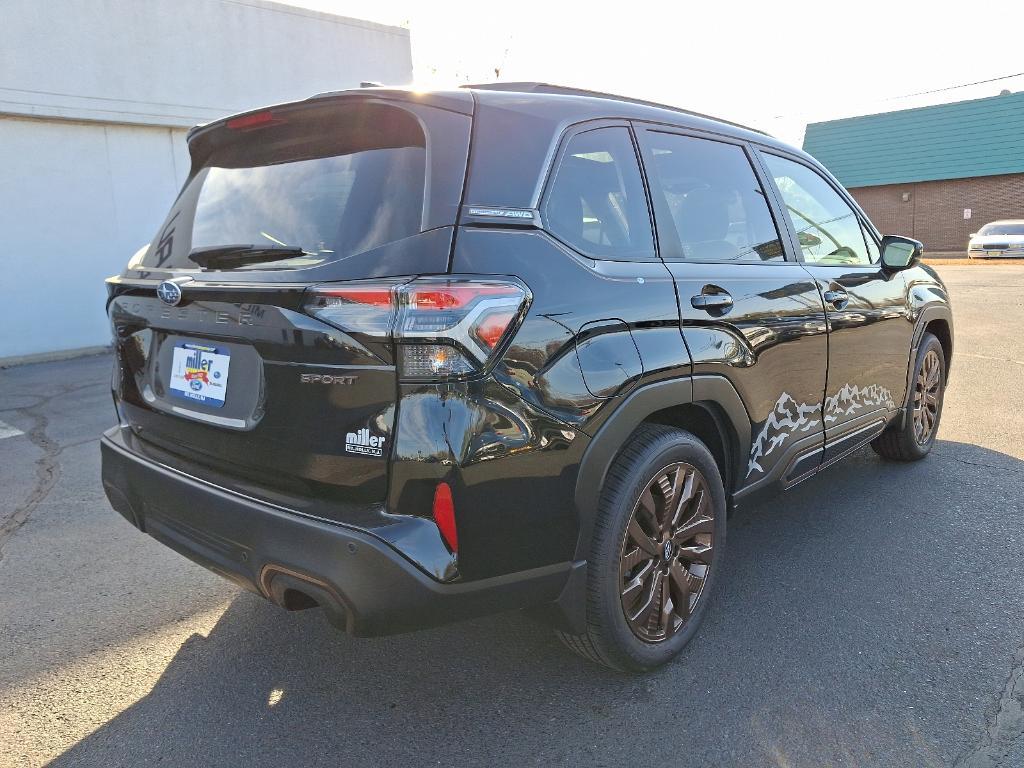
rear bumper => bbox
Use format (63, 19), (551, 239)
(100, 426), (581, 636)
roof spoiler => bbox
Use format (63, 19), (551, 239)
(187, 87), (474, 142)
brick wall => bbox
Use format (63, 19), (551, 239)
(848, 173), (1024, 251)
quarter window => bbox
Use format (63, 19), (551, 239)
(543, 127), (655, 261)
(763, 154), (874, 266)
(642, 132), (785, 262)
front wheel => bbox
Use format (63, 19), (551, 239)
(871, 332), (946, 461)
(557, 425), (726, 672)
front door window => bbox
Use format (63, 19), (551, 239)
(762, 154), (873, 266)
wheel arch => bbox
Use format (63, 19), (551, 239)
(912, 305), (953, 374)
(898, 304), (953, 430)
(644, 401), (738, 498)
(923, 317), (953, 381)
(572, 375), (749, 561)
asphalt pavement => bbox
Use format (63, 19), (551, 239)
(1, 264), (1022, 768)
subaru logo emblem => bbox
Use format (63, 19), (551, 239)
(662, 540), (674, 562)
(157, 280), (183, 306)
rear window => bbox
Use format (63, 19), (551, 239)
(142, 102), (427, 271)
(978, 222), (1024, 236)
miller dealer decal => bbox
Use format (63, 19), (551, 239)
(345, 427), (387, 457)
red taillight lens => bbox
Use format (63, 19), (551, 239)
(473, 310), (516, 349)
(432, 482), (458, 553)
(303, 281), (401, 335)
(316, 287), (394, 306)
(407, 284), (521, 310)
(304, 277), (529, 379)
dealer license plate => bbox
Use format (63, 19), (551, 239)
(169, 342), (230, 408)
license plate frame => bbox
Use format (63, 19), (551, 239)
(168, 342), (231, 408)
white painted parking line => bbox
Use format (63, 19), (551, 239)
(0, 419), (25, 440)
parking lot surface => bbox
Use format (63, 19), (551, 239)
(1, 265), (1022, 768)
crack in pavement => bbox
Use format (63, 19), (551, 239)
(956, 352), (1024, 367)
(956, 647), (1024, 767)
(932, 451), (1024, 475)
(0, 408), (60, 560)
(0, 381), (107, 560)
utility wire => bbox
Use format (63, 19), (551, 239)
(881, 70), (1024, 101)
(770, 70), (1024, 122)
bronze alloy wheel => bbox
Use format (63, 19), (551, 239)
(913, 348), (942, 444)
(619, 462), (714, 643)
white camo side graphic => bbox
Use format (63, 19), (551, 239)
(747, 384), (896, 477)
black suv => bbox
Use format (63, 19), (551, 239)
(101, 83), (953, 671)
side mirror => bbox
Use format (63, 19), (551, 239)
(880, 235), (923, 270)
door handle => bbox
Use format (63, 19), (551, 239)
(823, 289), (849, 307)
(690, 293), (734, 311)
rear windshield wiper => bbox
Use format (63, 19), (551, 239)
(188, 244), (308, 269)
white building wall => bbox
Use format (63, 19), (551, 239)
(0, 0), (412, 361)
(0, 118), (191, 358)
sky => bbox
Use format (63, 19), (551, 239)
(286, 1), (1023, 145)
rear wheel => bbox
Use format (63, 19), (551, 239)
(557, 425), (726, 672)
(871, 332), (946, 461)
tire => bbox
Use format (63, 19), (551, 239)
(871, 332), (946, 461)
(556, 424), (726, 672)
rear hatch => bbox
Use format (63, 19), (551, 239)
(107, 92), (472, 517)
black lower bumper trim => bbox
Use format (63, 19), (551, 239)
(100, 427), (577, 636)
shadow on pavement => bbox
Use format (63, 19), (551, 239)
(48, 440), (1024, 768)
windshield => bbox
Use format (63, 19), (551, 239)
(141, 102), (427, 271)
(978, 222), (1024, 236)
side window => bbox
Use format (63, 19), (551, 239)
(762, 154), (873, 266)
(642, 132), (785, 262)
(543, 127), (655, 261)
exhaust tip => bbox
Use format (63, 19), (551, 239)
(260, 564), (354, 633)
(279, 588), (319, 611)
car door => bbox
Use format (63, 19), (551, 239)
(757, 151), (914, 464)
(634, 126), (829, 493)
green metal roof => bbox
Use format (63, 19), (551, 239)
(802, 91), (1024, 188)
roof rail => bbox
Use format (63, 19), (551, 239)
(461, 82), (768, 136)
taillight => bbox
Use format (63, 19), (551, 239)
(303, 282), (400, 335)
(304, 277), (530, 380)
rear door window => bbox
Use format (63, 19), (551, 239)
(639, 132), (785, 262)
(543, 127), (655, 261)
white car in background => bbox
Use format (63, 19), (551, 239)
(967, 220), (1024, 258)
